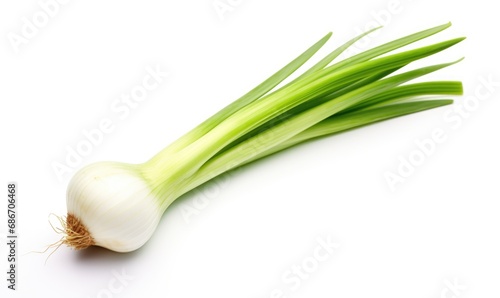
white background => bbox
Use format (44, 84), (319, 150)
(1, 0), (499, 297)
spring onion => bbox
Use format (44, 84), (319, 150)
(56, 23), (464, 252)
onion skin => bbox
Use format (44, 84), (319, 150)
(65, 162), (162, 252)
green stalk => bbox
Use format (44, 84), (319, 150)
(138, 24), (464, 210)
(146, 23), (452, 167)
(326, 22), (451, 72)
(213, 66), (406, 157)
(248, 99), (454, 162)
(291, 26), (382, 81)
(182, 61), (462, 192)
(341, 81), (464, 113)
(216, 80), (461, 161)
(145, 38), (463, 183)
